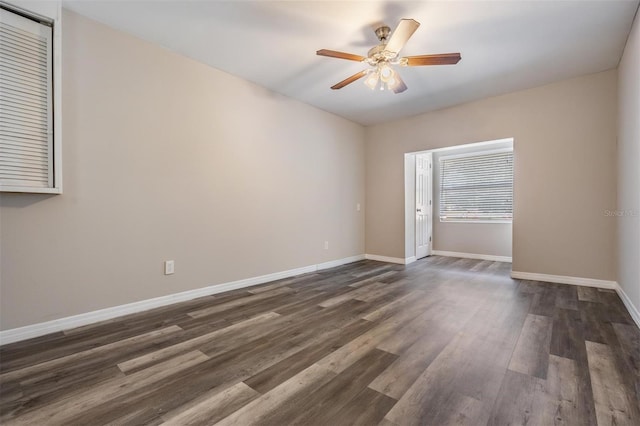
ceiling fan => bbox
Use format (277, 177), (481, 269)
(317, 19), (461, 93)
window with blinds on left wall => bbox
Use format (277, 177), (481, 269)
(0, 4), (59, 193)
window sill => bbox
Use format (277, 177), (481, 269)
(440, 219), (512, 224)
(0, 186), (62, 194)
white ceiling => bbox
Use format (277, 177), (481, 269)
(62, 0), (639, 126)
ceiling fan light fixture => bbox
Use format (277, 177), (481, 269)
(387, 74), (397, 88)
(379, 63), (393, 82)
(364, 64), (401, 92)
(364, 71), (379, 90)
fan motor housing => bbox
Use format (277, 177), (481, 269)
(367, 44), (399, 64)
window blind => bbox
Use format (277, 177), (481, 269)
(439, 150), (513, 221)
(0, 7), (53, 189)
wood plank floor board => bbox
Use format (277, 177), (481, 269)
(64, 328), (331, 426)
(612, 323), (640, 409)
(508, 313), (553, 379)
(246, 272), (323, 294)
(578, 286), (601, 303)
(550, 307), (585, 360)
(586, 341), (637, 426)
(380, 336), (498, 424)
(322, 387), (398, 426)
(187, 287), (295, 319)
(0, 321), (184, 374)
(352, 264), (396, 278)
(243, 318), (377, 394)
(490, 355), (583, 426)
(543, 354), (582, 425)
(547, 303), (600, 426)
(105, 407), (164, 426)
(375, 297), (478, 356)
(612, 323), (640, 378)
(161, 382), (260, 426)
(0, 325), (183, 383)
(116, 312), (281, 374)
(469, 260), (493, 272)
(2, 350), (210, 425)
(598, 323), (640, 423)
(348, 271), (399, 288)
(0, 365), (126, 420)
(519, 279), (545, 295)
(255, 348), (398, 426)
(556, 284), (580, 311)
(580, 301), (617, 345)
(190, 291), (349, 351)
(318, 280), (395, 308)
(361, 289), (430, 322)
(597, 291), (636, 325)
(269, 290), (331, 316)
(214, 363), (338, 426)
(316, 295), (444, 374)
(196, 300), (365, 357)
(1, 257), (638, 426)
(353, 279), (409, 303)
(197, 303), (377, 378)
(382, 279), (533, 426)
(368, 322), (458, 400)
(488, 369), (545, 426)
(530, 285), (558, 317)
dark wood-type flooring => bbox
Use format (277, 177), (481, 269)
(1, 256), (639, 425)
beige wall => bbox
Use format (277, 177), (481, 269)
(0, 10), (365, 330)
(617, 11), (640, 313)
(366, 70), (618, 280)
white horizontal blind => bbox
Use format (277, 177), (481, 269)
(439, 150), (513, 221)
(0, 7), (53, 189)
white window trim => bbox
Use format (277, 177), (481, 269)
(0, 1), (62, 194)
(439, 147), (514, 223)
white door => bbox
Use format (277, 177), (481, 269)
(415, 153), (433, 259)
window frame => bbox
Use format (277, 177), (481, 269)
(438, 147), (514, 224)
(0, 1), (62, 194)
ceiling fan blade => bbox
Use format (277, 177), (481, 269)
(385, 19), (420, 54)
(331, 70), (368, 90)
(392, 73), (408, 94)
(404, 53), (462, 66)
(317, 49), (366, 62)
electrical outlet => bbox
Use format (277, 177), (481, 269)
(357, 203), (361, 211)
(324, 241), (329, 250)
(164, 260), (175, 275)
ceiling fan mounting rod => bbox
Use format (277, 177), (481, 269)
(374, 25), (391, 42)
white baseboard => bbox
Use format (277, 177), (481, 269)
(365, 254), (412, 265)
(510, 271), (617, 289)
(615, 283), (640, 329)
(0, 254), (365, 346)
(405, 256), (417, 265)
(316, 254), (366, 270)
(433, 250), (512, 263)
